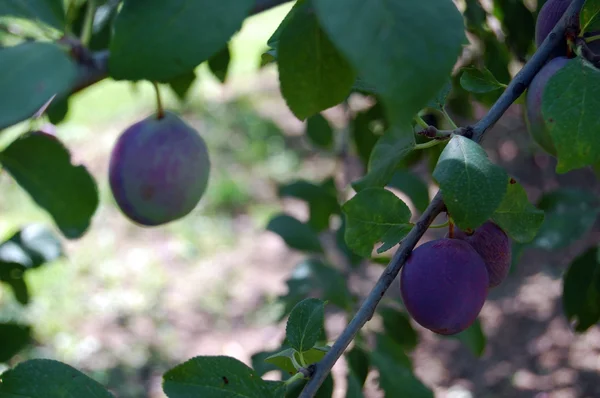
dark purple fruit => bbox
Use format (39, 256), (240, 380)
(525, 56), (569, 156)
(453, 221), (512, 288)
(109, 111), (210, 226)
(535, 0), (578, 58)
(400, 239), (489, 335)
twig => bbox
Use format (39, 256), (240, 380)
(298, 0), (585, 396)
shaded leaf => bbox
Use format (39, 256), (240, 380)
(433, 135), (507, 230)
(267, 214), (322, 253)
(460, 66), (505, 93)
(0, 224), (63, 269)
(346, 346), (369, 387)
(286, 298), (326, 353)
(0, 262), (28, 305)
(167, 70), (197, 102)
(0, 323), (31, 362)
(342, 188), (412, 257)
(278, 179), (339, 232)
(0, 131), (99, 239)
(346, 371), (365, 398)
(350, 103), (386, 166)
(447, 318), (486, 357)
(426, 79), (452, 111)
(387, 170), (430, 214)
(378, 307), (418, 351)
(491, 179), (545, 243)
(0, 0), (65, 30)
(306, 114), (334, 150)
(208, 45), (231, 83)
(580, 0), (600, 34)
(563, 247), (600, 332)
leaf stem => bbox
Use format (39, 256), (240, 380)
(152, 82), (165, 119)
(413, 115), (429, 129)
(585, 34), (600, 43)
(285, 372), (307, 386)
(80, 0), (97, 47)
(441, 107), (458, 129)
(414, 140), (444, 150)
(428, 220), (449, 229)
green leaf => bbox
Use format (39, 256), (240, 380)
(265, 347), (327, 376)
(109, 0), (254, 82)
(352, 124), (416, 191)
(350, 103), (386, 166)
(314, 0), (466, 126)
(0, 224), (63, 269)
(278, 259), (354, 318)
(493, 0), (535, 60)
(305, 114), (334, 150)
(387, 170), (431, 214)
(167, 71), (197, 102)
(278, 179), (340, 232)
(0, 323), (31, 362)
(251, 350), (284, 378)
(0, 262), (28, 305)
(285, 373), (333, 398)
(532, 189), (600, 250)
(346, 346), (369, 387)
(581, 0), (600, 34)
(563, 247), (600, 332)
(336, 218), (364, 267)
(0, 359), (113, 397)
(163, 356), (285, 398)
(0, 0), (65, 30)
(267, 0), (305, 49)
(0, 131), (99, 239)
(342, 188), (412, 257)
(433, 135), (508, 230)
(491, 179), (545, 243)
(266, 214), (323, 253)
(460, 66), (505, 93)
(208, 45), (231, 83)
(447, 318), (486, 357)
(346, 371), (365, 398)
(286, 298), (326, 353)
(378, 307), (418, 351)
(46, 96), (69, 125)
(542, 57), (600, 172)
(426, 80), (452, 111)
(0, 42), (77, 130)
(370, 334), (433, 398)
(278, 1), (356, 120)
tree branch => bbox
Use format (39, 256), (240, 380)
(298, 0), (585, 396)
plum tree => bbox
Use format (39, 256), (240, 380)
(452, 221), (512, 288)
(525, 56), (569, 155)
(400, 239), (489, 335)
(109, 111), (210, 226)
(535, 0), (575, 58)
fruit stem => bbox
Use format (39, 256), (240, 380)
(152, 81), (165, 119)
(429, 220), (449, 229)
(80, 0), (97, 47)
(414, 139), (444, 150)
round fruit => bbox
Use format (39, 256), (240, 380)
(535, 0), (577, 58)
(453, 221), (512, 288)
(525, 56), (569, 156)
(400, 239), (489, 335)
(109, 111), (210, 226)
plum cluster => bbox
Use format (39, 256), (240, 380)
(400, 221), (511, 335)
(109, 111), (210, 226)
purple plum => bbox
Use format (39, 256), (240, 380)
(535, 0), (579, 58)
(109, 111), (210, 226)
(525, 56), (569, 156)
(400, 239), (489, 335)
(453, 221), (512, 288)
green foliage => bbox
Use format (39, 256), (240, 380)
(0, 42), (77, 130)
(286, 298), (326, 353)
(580, 0), (600, 34)
(342, 188), (412, 257)
(267, 214), (323, 253)
(378, 306), (418, 351)
(460, 66), (506, 93)
(0, 131), (99, 239)
(208, 45), (231, 83)
(0, 0), (65, 30)
(0, 323), (31, 362)
(278, 179), (340, 232)
(387, 170), (431, 214)
(447, 319), (487, 357)
(0, 359), (114, 397)
(109, 0), (254, 81)
(563, 247), (600, 332)
(433, 135), (507, 230)
(305, 114), (334, 150)
(167, 71), (197, 102)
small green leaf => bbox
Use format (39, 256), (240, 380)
(278, 1), (356, 120)
(532, 189), (600, 250)
(543, 57), (600, 172)
(426, 79), (452, 111)
(447, 318), (487, 357)
(208, 45), (231, 83)
(109, 0), (254, 81)
(286, 298), (326, 353)
(0, 323), (31, 362)
(278, 179), (340, 232)
(0, 0), (65, 30)
(460, 66), (505, 93)
(266, 214), (323, 253)
(491, 179), (545, 243)
(0, 224), (63, 269)
(265, 347), (327, 376)
(352, 124), (416, 191)
(563, 247), (600, 332)
(167, 70), (197, 102)
(0, 42), (77, 130)
(163, 356), (285, 398)
(378, 307), (418, 351)
(370, 334), (433, 398)
(342, 188), (412, 257)
(0, 132), (99, 239)
(580, 0), (600, 34)
(346, 346), (369, 387)
(0, 262), (28, 304)
(387, 170), (431, 214)
(314, 0), (466, 127)
(0, 359), (113, 397)
(306, 114), (334, 150)
(433, 135), (508, 230)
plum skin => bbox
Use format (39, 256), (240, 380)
(109, 111), (210, 226)
(400, 238), (489, 336)
(535, 0), (578, 58)
(453, 221), (512, 288)
(525, 56), (569, 156)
